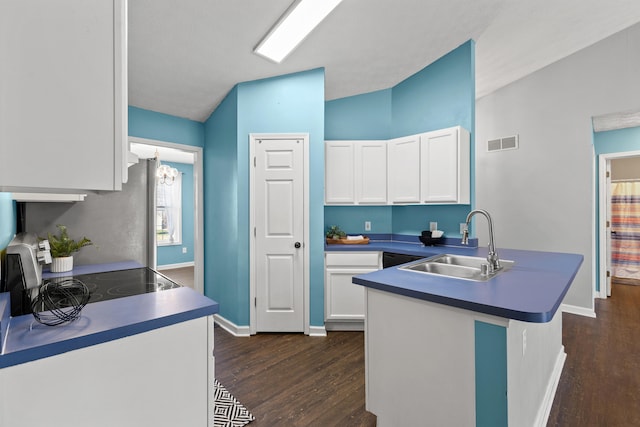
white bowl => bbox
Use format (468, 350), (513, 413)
(431, 230), (444, 238)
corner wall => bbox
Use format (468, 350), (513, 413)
(204, 87), (239, 322)
(324, 41), (476, 237)
(205, 68), (326, 328)
(475, 23), (640, 310)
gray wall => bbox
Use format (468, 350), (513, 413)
(476, 23), (640, 311)
(24, 161), (150, 266)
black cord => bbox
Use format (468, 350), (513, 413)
(31, 279), (90, 326)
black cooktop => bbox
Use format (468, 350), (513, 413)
(63, 267), (182, 304)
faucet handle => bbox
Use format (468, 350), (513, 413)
(461, 229), (469, 245)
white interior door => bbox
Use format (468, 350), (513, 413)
(254, 137), (305, 332)
(606, 160), (613, 297)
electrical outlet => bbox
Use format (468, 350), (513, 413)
(460, 223), (467, 234)
(364, 221), (371, 231)
(182, 247), (187, 254)
(522, 329), (527, 356)
(430, 222), (437, 231)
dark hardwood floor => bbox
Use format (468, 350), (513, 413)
(214, 328), (376, 426)
(548, 283), (640, 426)
(215, 283), (640, 426)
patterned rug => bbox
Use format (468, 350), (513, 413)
(214, 380), (256, 427)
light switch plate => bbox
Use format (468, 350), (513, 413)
(364, 221), (371, 231)
(430, 222), (437, 231)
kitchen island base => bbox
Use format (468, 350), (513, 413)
(365, 288), (564, 427)
(0, 315), (214, 427)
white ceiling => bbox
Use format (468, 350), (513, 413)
(128, 0), (640, 123)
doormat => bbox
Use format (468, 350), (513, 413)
(214, 380), (256, 427)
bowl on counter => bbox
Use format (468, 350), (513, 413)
(419, 230), (442, 246)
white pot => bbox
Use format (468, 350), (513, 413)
(51, 256), (73, 273)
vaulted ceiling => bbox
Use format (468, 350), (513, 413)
(128, 0), (640, 122)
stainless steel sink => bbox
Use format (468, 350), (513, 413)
(399, 254), (514, 282)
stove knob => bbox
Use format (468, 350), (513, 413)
(39, 239), (50, 251)
(37, 250), (52, 265)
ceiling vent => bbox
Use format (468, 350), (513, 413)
(487, 135), (519, 152)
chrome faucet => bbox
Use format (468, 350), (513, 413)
(461, 209), (502, 273)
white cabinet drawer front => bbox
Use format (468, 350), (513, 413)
(325, 252), (380, 267)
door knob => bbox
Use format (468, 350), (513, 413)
(294, 242), (301, 248)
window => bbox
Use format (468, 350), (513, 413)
(156, 171), (182, 245)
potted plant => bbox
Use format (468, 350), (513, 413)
(326, 225), (346, 241)
(46, 225), (92, 273)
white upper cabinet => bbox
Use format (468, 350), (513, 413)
(325, 141), (356, 204)
(355, 141), (387, 204)
(325, 140), (387, 205)
(324, 126), (470, 206)
(0, 0), (128, 192)
(420, 126), (470, 204)
(387, 135), (421, 203)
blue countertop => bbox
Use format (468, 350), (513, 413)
(328, 240), (583, 323)
(1, 268), (219, 369)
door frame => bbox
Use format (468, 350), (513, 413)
(597, 149), (640, 298)
(249, 133), (310, 335)
(129, 136), (205, 295)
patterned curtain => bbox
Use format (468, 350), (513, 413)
(611, 181), (640, 280)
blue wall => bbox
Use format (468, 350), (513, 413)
(205, 69), (325, 327)
(204, 87), (239, 321)
(325, 89), (392, 140)
(391, 41), (475, 137)
(156, 161), (195, 266)
(129, 106), (205, 147)
(324, 206), (392, 234)
(592, 126), (640, 292)
(324, 41), (476, 237)
(128, 106), (203, 269)
(475, 321), (508, 426)
(0, 193), (16, 251)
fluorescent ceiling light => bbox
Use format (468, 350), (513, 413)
(254, 0), (343, 63)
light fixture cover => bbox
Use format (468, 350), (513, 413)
(254, 0), (343, 63)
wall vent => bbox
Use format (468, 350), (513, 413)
(487, 135), (519, 152)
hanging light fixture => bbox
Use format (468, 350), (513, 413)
(155, 150), (179, 185)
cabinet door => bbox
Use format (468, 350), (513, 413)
(0, 0), (127, 192)
(388, 135), (421, 203)
(420, 126), (470, 204)
(325, 141), (355, 204)
(355, 141), (387, 204)
(325, 252), (380, 321)
(325, 268), (369, 320)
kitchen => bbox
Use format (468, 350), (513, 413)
(2, 1), (640, 426)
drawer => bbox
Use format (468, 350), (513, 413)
(325, 252), (380, 268)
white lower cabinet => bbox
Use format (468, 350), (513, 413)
(325, 252), (381, 331)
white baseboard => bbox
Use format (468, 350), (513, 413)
(534, 347), (567, 427)
(561, 303), (596, 318)
(308, 325), (327, 337)
(325, 321), (364, 331)
(214, 314), (251, 337)
(157, 261), (195, 270)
